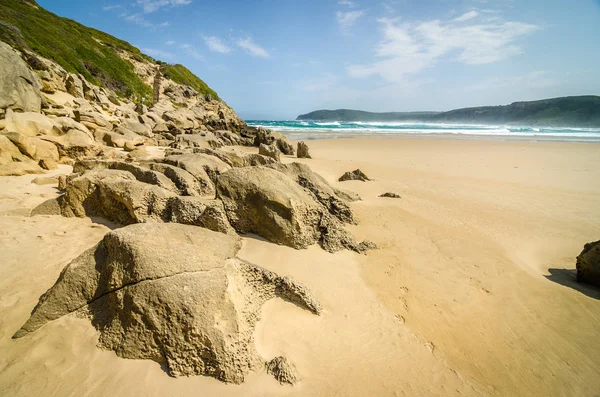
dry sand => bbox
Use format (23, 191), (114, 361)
(1, 138), (599, 396)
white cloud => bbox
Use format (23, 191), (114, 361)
(136, 0), (192, 13)
(237, 37), (270, 58)
(453, 11), (478, 22)
(120, 13), (169, 29)
(203, 36), (231, 54)
(103, 4), (122, 11)
(165, 40), (176, 45)
(141, 48), (174, 59)
(338, 0), (355, 7)
(336, 10), (364, 29)
(348, 14), (539, 83)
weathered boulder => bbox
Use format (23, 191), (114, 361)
(267, 162), (356, 224)
(297, 141), (311, 159)
(379, 192), (401, 199)
(101, 128), (145, 149)
(576, 240), (600, 287)
(252, 127), (294, 155)
(339, 169), (370, 182)
(40, 128), (97, 160)
(0, 41), (41, 114)
(74, 109), (110, 131)
(164, 153), (231, 184)
(4, 131), (59, 169)
(149, 162), (213, 196)
(14, 223), (320, 383)
(0, 134), (43, 175)
(195, 147), (275, 168)
(120, 119), (153, 138)
(216, 167), (373, 252)
(4, 109), (56, 137)
(259, 143), (280, 162)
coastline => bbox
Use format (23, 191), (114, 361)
(2, 137), (599, 396)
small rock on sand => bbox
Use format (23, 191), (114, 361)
(339, 169), (370, 182)
(379, 192), (401, 198)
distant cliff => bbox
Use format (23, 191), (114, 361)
(298, 96), (600, 127)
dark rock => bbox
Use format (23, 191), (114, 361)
(339, 169), (370, 182)
(576, 240), (600, 287)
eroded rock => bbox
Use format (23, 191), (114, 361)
(14, 223), (320, 384)
(339, 169), (370, 182)
(297, 141), (311, 159)
(576, 240), (600, 287)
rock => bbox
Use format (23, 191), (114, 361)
(31, 197), (62, 216)
(14, 223), (320, 383)
(73, 159), (178, 193)
(167, 196), (234, 234)
(0, 134), (43, 176)
(32, 175), (59, 185)
(379, 192), (401, 198)
(0, 41), (42, 113)
(149, 162), (213, 196)
(4, 131), (59, 169)
(266, 357), (299, 385)
(275, 137), (295, 156)
(65, 74), (84, 98)
(576, 240), (600, 287)
(74, 109), (110, 131)
(216, 166), (371, 252)
(164, 153), (231, 184)
(58, 174), (67, 190)
(40, 129), (97, 160)
(195, 147), (275, 168)
(267, 162), (356, 224)
(4, 110), (57, 137)
(259, 143), (280, 162)
(297, 141), (311, 159)
(120, 119), (153, 138)
(339, 169), (370, 182)
(134, 103), (147, 115)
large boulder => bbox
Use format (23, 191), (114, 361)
(267, 162), (356, 224)
(3, 109), (56, 137)
(14, 223), (321, 383)
(164, 153), (231, 184)
(576, 240), (600, 287)
(74, 109), (110, 131)
(0, 41), (42, 114)
(0, 134), (43, 176)
(297, 141), (311, 159)
(4, 131), (59, 169)
(40, 129), (97, 160)
(216, 166), (373, 252)
(259, 143), (280, 162)
(65, 73), (84, 98)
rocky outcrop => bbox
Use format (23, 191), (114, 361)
(576, 240), (600, 287)
(216, 166), (374, 252)
(0, 41), (41, 115)
(14, 223), (321, 384)
(267, 162), (356, 224)
(339, 169), (371, 182)
(297, 141), (311, 159)
(266, 357), (299, 385)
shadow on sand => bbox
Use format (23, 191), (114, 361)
(545, 268), (600, 301)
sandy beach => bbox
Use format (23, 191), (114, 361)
(1, 137), (599, 396)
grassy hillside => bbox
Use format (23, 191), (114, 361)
(161, 63), (220, 100)
(298, 96), (600, 127)
(0, 0), (219, 102)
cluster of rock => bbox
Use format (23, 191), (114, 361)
(35, 149), (374, 253)
(339, 169), (371, 182)
(14, 223), (320, 384)
(0, 40), (295, 177)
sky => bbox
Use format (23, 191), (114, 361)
(39, 0), (600, 120)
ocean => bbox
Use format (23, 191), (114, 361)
(246, 120), (600, 142)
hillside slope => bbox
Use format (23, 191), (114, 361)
(298, 96), (600, 127)
(0, 0), (217, 101)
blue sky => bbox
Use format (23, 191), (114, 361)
(39, 0), (600, 120)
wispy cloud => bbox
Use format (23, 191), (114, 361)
(136, 0), (192, 13)
(180, 43), (202, 60)
(141, 48), (174, 59)
(348, 13), (539, 83)
(237, 37), (270, 58)
(338, 0), (355, 7)
(203, 36), (231, 54)
(120, 12), (169, 29)
(336, 10), (365, 30)
(102, 4), (122, 11)
(166, 40), (176, 45)
(453, 11), (479, 22)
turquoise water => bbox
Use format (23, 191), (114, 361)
(246, 120), (600, 142)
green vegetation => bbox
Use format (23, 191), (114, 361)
(162, 64), (220, 100)
(298, 96), (600, 127)
(0, 0), (220, 102)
